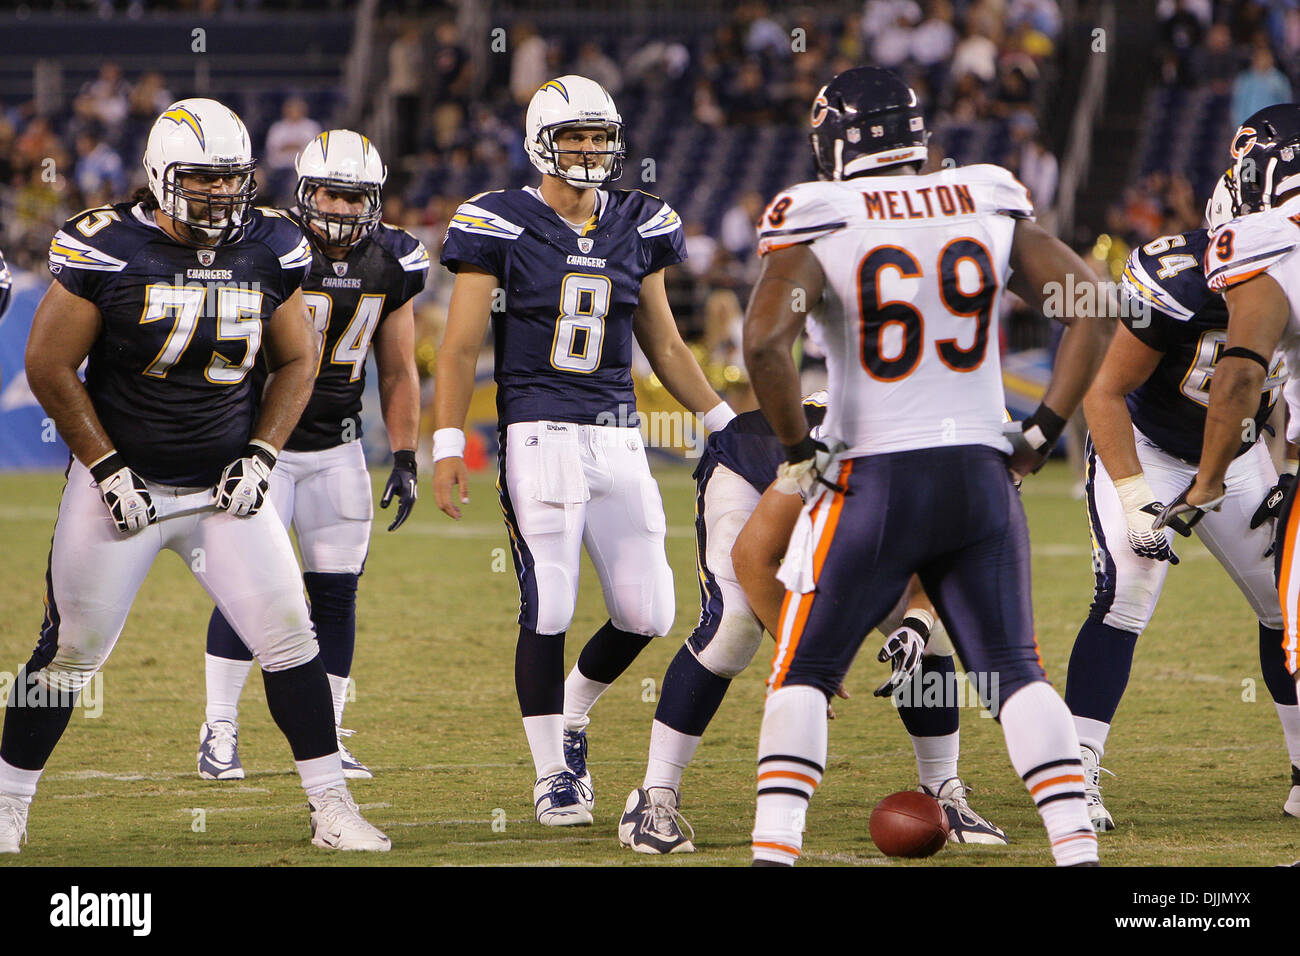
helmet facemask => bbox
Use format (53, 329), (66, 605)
(535, 120), (625, 188)
(297, 177), (383, 247)
(161, 160), (257, 246)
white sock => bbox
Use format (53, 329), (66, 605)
(205, 653), (254, 726)
(1001, 681), (1098, 866)
(1274, 702), (1300, 768)
(1073, 716), (1111, 757)
(644, 720), (701, 792)
(522, 714), (567, 778)
(328, 673), (350, 729)
(563, 666), (610, 733)
(912, 730), (959, 792)
(296, 752), (345, 799)
(0, 757), (41, 805)
(752, 685), (827, 865)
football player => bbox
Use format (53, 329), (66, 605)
(1161, 105), (1300, 816)
(617, 391), (1007, 853)
(0, 99), (388, 853)
(743, 68), (1114, 866)
(1067, 163), (1300, 830)
(433, 76), (735, 826)
(197, 129), (427, 781)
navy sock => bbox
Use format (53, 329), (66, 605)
(262, 657), (336, 760)
(896, 655), (960, 737)
(516, 626), (565, 717)
(653, 644), (733, 737)
(0, 668), (77, 771)
(1260, 623), (1298, 706)
(1064, 619), (1139, 722)
(576, 619), (653, 684)
(206, 607), (254, 661)
(304, 572), (359, 678)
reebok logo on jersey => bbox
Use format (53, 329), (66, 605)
(566, 254), (607, 268)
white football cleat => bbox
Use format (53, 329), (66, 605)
(198, 720), (245, 780)
(0, 794), (28, 854)
(921, 777), (1008, 845)
(336, 728), (373, 780)
(308, 786), (391, 851)
(563, 729), (594, 811)
(534, 772), (593, 826)
(1081, 745), (1115, 832)
(1285, 766), (1300, 818)
(618, 787), (695, 854)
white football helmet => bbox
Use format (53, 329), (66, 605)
(1205, 167), (1238, 230)
(525, 76), (625, 188)
(295, 129), (387, 247)
(143, 98), (257, 246)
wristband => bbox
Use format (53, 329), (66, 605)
(89, 450), (125, 484)
(393, 449), (417, 472)
(433, 427), (467, 462)
(1285, 460), (1298, 477)
(900, 608), (934, 644)
(1023, 403), (1067, 452)
(700, 401), (737, 433)
(1219, 346), (1269, 372)
(784, 434), (819, 464)
(245, 440), (278, 469)
(1112, 473), (1155, 514)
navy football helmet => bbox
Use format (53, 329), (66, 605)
(1227, 104), (1300, 216)
(809, 67), (928, 181)
(0, 249), (11, 321)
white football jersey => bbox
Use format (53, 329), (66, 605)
(757, 164), (1032, 457)
(1203, 196), (1300, 442)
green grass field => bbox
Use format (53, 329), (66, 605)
(0, 461), (1297, 867)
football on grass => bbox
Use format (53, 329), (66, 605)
(869, 791), (949, 858)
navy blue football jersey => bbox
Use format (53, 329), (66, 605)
(1120, 229), (1285, 463)
(440, 187), (686, 427)
(695, 392), (829, 493)
(281, 214), (428, 452)
(48, 202), (312, 485)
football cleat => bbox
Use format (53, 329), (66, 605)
(921, 777), (1008, 845)
(0, 794), (29, 854)
(1081, 745), (1115, 832)
(563, 729), (593, 810)
(1285, 765), (1300, 819)
(308, 786), (390, 851)
(533, 772), (593, 827)
(336, 728), (373, 780)
(198, 720), (245, 780)
(618, 787), (695, 854)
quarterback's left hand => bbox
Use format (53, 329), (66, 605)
(214, 441), (277, 517)
(873, 612), (933, 698)
(380, 450), (418, 532)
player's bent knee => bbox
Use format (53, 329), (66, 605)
(532, 563), (578, 636)
(694, 612), (764, 678)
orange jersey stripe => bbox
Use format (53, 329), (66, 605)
(771, 592), (814, 690)
(1029, 773), (1085, 796)
(757, 770), (820, 788)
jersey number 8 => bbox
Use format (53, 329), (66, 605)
(551, 273), (611, 374)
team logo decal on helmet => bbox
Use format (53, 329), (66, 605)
(295, 129), (387, 248)
(808, 67), (928, 181)
(1226, 105), (1300, 217)
(144, 97), (257, 247)
(525, 75), (626, 189)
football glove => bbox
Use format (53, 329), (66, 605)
(874, 610), (933, 698)
(1112, 473), (1178, 564)
(1003, 403), (1067, 478)
(774, 434), (845, 498)
(1152, 478), (1226, 536)
(89, 451), (156, 534)
(380, 449), (418, 532)
(1250, 471), (1294, 558)
(214, 441), (277, 517)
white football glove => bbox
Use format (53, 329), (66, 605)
(774, 435), (845, 498)
(1112, 473), (1178, 564)
(1152, 478), (1226, 536)
(874, 609), (933, 698)
(89, 451), (157, 534)
(214, 441), (277, 517)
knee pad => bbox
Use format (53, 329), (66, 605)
(532, 563), (578, 636)
(610, 560), (675, 637)
(695, 611), (764, 679)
